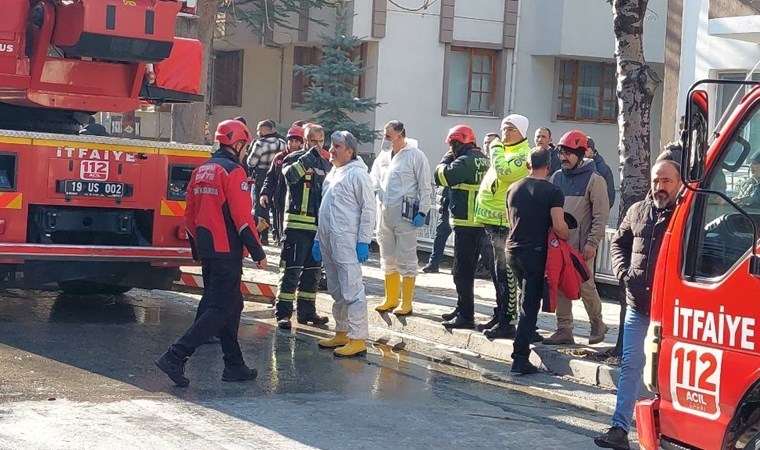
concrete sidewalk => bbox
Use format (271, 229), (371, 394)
(187, 245), (626, 391)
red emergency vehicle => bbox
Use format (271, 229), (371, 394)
(0, 1), (207, 294)
(635, 79), (760, 449)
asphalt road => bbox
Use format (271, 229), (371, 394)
(0, 288), (619, 449)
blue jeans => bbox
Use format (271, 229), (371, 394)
(612, 307), (650, 432)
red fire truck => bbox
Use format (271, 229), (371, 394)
(635, 79), (760, 449)
(0, 0), (207, 294)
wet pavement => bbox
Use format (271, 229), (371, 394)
(0, 288), (625, 449)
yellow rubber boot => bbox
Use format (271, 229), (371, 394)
(375, 272), (401, 312)
(318, 332), (349, 349)
(393, 276), (415, 316)
(334, 339), (367, 357)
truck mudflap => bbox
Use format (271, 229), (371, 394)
(635, 398), (661, 450)
(0, 243), (192, 263)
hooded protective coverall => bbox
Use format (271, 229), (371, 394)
(317, 157), (376, 339)
(370, 138), (432, 277)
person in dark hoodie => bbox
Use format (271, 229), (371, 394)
(545, 130), (610, 346)
(586, 137), (616, 209)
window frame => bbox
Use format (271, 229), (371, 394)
(442, 44), (503, 117)
(167, 163), (197, 201)
(682, 101), (760, 282)
(554, 59), (618, 124)
(212, 49), (244, 108)
(0, 152), (17, 192)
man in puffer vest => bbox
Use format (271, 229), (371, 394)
(473, 114), (531, 339)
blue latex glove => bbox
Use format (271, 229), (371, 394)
(312, 240), (322, 262)
(356, 243), (370, 263)
(412, 213), (426, 228)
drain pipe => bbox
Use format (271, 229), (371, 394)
(507, 0), (522, 114)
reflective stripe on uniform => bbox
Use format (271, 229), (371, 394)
(284, 221), (318, 232)
(297, 291), (317, 300)
(301, 174), (311, 216)
(277, 291), (296, 302)
(435, 165), (449, 186)
(451, 182), (484, 227)
(285, 213), (316, 223)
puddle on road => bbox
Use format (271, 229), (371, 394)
(0, 290), (164, 325)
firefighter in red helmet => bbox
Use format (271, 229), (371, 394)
(155, 119), (267, 388)
(434, 125), (490, 329)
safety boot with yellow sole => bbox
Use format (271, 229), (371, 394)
(393, 276), (415, 316)
(318, 331), (349, 349)
(334, 339), (367, 357)
(375, 272), (401, 312)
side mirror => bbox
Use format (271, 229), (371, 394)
(683, 89), (709, 183)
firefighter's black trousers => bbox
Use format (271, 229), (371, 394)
(174, 259), (245, 366)
(275, 229), (321, 320)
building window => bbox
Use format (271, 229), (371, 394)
(292, 44), (367, 105)
(556, 59), (617, 123)
(446, 47), (497, 116)
(212, 50), (243, 107)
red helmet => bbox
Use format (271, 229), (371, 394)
(215, 119), (253, 146)
(445, 125), (476, 145)
(286, 126), (304, 141)
(557, 130), (588, 152)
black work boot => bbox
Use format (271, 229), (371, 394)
(442, 313), (475, 330)
(155, 347), (190, 387)
(421, 263), (439, 273)
(275, 301), (294, 330)
(222, 364), (258, 382)
(297, 314), (329, 326)
(483, 322), (516, 339)
(593, 426), (630, 450)
(476, 308), (499, 331)
(296, 299), (329, 326)
(441, 307), (459, 321)
(510, 358), (539, 375)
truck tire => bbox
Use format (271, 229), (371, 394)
(744, 430), (760, 450)
(58, 281), (104, 295)
(100, 285), (132, 295)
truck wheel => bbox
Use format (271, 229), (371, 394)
(744, 430), (760, 450)
(100, 285), (132, 295)
(58, 281), (104, 295)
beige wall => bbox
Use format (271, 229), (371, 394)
(709, 0), (759, 19)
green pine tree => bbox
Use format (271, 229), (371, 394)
(294, 5), (381, 144)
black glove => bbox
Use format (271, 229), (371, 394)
(298, 147), (322, 170)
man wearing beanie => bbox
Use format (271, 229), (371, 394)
(545, 130), (610, 346)
(473, 115), (531, 339)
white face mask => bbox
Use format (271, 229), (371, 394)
(381, 138), (393, 151)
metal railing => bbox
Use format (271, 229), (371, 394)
(411, 184), (619, 283)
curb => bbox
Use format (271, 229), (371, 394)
(311, 295), (622, 390)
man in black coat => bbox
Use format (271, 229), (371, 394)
(586, 137), (616, 208)
(594, 160), (682, 450)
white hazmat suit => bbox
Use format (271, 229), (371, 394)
(317, 157), (376, 339)
(369, 138), (432, 277)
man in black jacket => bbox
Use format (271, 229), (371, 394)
(586, 137), (616, 208)
(594, 160), (682, 450)
(274, 124), (331, 329)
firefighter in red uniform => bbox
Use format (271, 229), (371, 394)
(155, 119), (267, 388)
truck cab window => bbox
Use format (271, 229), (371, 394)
(685, 105), (760, 279)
